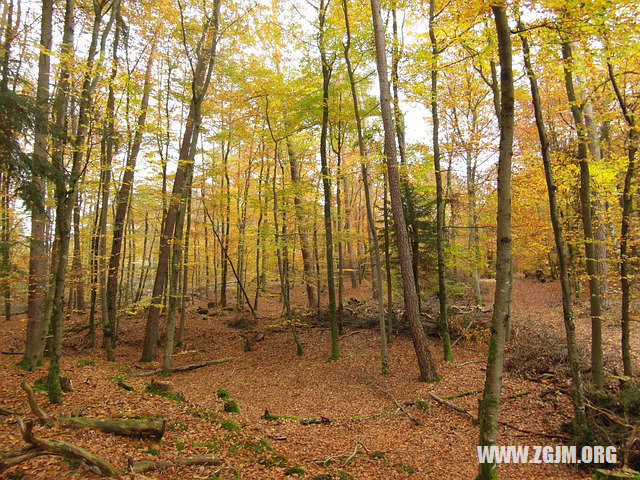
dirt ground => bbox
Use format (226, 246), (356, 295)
(1, 277), (635, 479)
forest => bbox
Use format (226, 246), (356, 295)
(0, 0), (638, 478)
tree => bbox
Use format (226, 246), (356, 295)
(561, 39), (604, 390)
(476, 4), (514, 478)
(370, 0), (436, 381)
(142, 0), (222, 362)
(22, 0), (52, 370)
(519, 17), (587, 441)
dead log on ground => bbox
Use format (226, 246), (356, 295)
(131, 357), (234, 377)
(21, 380), (164, 438)
(61, 417), (166, 439)
(128, 454), (221, 473)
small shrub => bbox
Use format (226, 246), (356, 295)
(216, 388), (231, 399)
(77, 358), (95, 367)
(223, 399), (240, 413)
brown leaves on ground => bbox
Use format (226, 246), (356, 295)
(1, 277), (626, 479)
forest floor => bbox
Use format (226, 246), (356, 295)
(1, 277), (637, 479)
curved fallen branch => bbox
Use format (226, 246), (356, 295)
(20, 382), (52, 425)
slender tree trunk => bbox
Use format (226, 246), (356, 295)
(608, 62), (637, 377)
(476, 6), (514, 478)
(286, 141), (317, 308)
(428, 0), (452, 361)
(70, 193), (85, 311)
(520, 23), (587, 440)
(370, 0), (435, 381)
(391, 9), (421, 308)
(561, 40), (604, 390)
(105, 37), (156, 360)
(318, 0), (339, 360)
(47, 0), (77, 404)
(342, 0), (388, 373)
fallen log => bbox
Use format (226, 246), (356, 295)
(61, 417), (166, 439)
(131, 357), (234, 377)
(128, 454), (221, 474)
(16, 418), (121, 478)
(262, 410), (332, 425)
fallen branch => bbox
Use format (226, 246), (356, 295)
(0, 407), (23, 416)
(262, 410), (332, 425)
(339, 329), (365, 339)
(373, 384), (420, 425)
(131, 357), (234, 377)
(443, 389), (480, 400)
(16, 418), (121, 478)
(128, 455), (221, 474)
(21, 380), (164, 438)
(428, 391), (569, 440)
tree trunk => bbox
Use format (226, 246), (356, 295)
(520, 22), (587, 441)
(391, 9), (421, 308)
(428, 0), (453, 361)
(318, 0), (339, 360)
(105, 37), (156, 360)
(23, 0), (52, 371)
(342, 0), (388, 373)
(370, 0), (436, 381)
(561, 40), (604, 390)
(476, 5), (514, 478)
(142, 1), (221, 361)
(608, 62), (637, 377)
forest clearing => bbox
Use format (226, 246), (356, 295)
(0, 0), (639, 478)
